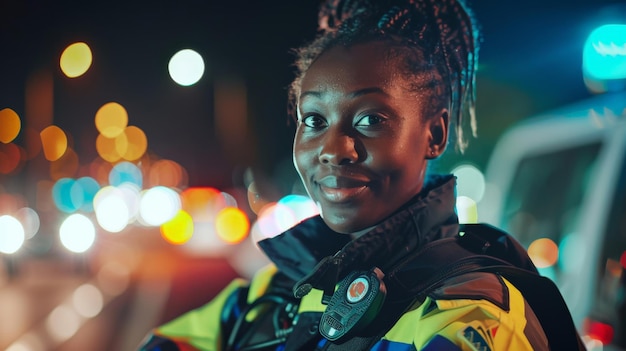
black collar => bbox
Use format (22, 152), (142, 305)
(258, 174), (459, 286)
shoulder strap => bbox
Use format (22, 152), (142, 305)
(379, 223), (586, 350)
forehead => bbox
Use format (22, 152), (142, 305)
(300, 41), (410, 94)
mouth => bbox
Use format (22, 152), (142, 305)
(315, 175), (369, 203)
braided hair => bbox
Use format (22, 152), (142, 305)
(288, 0), (480, 153)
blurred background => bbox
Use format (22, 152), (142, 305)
(0, 0), (625, 350)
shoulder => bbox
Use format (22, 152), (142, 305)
(384, 272), (549, 350)
(429, 271), (510, 310)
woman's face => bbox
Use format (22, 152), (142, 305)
(293, 41), (446, 234)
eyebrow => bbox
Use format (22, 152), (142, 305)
(300, 86), (389, 100)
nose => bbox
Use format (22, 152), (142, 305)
(318, 132), (359, 165)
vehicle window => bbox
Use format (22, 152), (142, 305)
(501, 142), (601, 249)
(596, 155), (626, 347)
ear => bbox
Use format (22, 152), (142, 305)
(426, 109), (449, 159)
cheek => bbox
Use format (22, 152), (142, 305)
(293, 135), (313, 178)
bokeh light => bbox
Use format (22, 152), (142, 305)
(168, 49), (205, 86)
(456, 196), (478, 224)
(93, 186), (130, 233)
(45, 305), (80, 342)
(74, 177), (101, 212)
(5, 333), (46, 351)
(96, 261), (131, 297)
(277, 194), (319, 223)
(0, 142), (23, 174)
(95, 102), (128, 138)
(49, 147), (79, 180)
(528, 237), (559, 268)
(14, 207), (40, 239)
(215, 207), (249, 244)
(59, 214), (96, 253)
(251, 202), (297, 242)
(451, 163), (486, 203)
(40, 125), (68, 161)
(52, 178), (80, 213)
(72, 283), (104, 318)
(181, 187), (226, 222)
(160, 210), (194, 245)
(0, 108), (21, 143)
(147, 159), (186, 188)
(59, 42), (93, 78)
(121, 126), (148, 161)
(247, 181), (270, 214)
(558, 233), (586, 273)
(0, 193), (27, 214)
(0, 215), (25, 254)
(139, 186), (181, 226)
(583, 24), (626, 81)
(109, 161), (143, 188)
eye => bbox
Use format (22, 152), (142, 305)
(355, 114), (384, 127)
(302, 114), (327, 129)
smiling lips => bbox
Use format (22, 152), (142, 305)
(316, 175), (369, 202)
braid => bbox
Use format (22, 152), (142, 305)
(288, 0), (480, 153)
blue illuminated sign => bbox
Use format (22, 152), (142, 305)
(583, 24), (626, 80)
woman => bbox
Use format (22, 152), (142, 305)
(138, 0), (581, 350)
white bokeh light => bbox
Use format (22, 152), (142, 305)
(59, 214), (96, 253)
(0, 215), (25, 254)
(15, 207), (40, 239)
(168, 49), (205, 86)
(45, 305), (81, 343)
(94, 186), (131, 233)
(139, 186), (181, 226)
(451, 163), (486, 203)
(72, 283), (104, 318)
(456, 196), (478, 224)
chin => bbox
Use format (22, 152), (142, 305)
(322, 214), (372, 235)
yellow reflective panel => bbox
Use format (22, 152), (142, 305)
(96, 134), (123, 163)
(121, 126), (147, 161)
(40, 125), (68, 161)
(161, 210), (194, 245)
(528, 238), (559, 268)
(215, 207), (249, 244)
(95, 102), (128, 138)
(60, 42), (93, 78)
(50, 148), (79, 180)
(0, 108), (21, 143)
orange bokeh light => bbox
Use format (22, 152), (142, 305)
(121, 126), (148, 161)
(160, 210), (194, 245)
(528, 238), (559, 268)
(40, 125), (68, 161)
(0, 108), (21, 144)
(215, 207), (249, 244)
(181, 187), (226, 222)
(95, 102), (128, 138)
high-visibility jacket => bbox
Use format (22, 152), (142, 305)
(138, 175), (549, 351)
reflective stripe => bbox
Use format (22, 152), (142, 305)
(155, 278), (248, 350)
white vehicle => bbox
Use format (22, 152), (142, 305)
(477, 89), (626, 349)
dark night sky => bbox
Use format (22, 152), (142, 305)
(1, 0), (625, 195)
